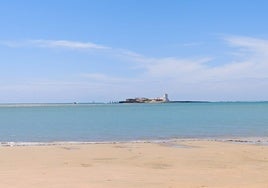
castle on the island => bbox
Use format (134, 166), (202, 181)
(119, 93), (170, 103)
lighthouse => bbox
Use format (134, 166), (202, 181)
(163, 93), (169, 102)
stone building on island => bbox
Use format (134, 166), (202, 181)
(119, 93), (170, 103)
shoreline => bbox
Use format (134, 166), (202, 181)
(2, 136), (268, 147)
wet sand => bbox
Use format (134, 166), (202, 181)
(0, 140), (268, 188)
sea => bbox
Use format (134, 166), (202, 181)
(0, 102), (268, 145)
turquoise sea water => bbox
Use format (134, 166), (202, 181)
(0, 102), (268, 142)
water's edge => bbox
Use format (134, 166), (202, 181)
(1, 136), (268, 147)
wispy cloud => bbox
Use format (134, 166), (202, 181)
(30, 39), (109, 49)
(1, 39), (109, 50)
(137, 36), (268, 80)
(225, 36), (268, 56)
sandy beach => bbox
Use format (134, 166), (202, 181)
(0, 140), (268, 188)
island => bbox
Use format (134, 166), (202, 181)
(119, 93), (170, 103)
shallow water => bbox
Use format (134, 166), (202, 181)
(0, 102), (268, 142)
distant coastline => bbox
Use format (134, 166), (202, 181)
(2, 101), (268, 106)
(0, 100), (268, 107)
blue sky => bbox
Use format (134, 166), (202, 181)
(1, 0), (268, 102)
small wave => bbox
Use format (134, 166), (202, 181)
(1, 137), (268, 147)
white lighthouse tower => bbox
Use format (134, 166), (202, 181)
(163, 93), (169, 102)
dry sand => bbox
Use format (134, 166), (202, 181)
(0, 140), (268, 188)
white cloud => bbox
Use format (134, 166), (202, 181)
(1, 39), (109, 50)
(140, 36), (268, 81)
(30, 39), (109, 50)
(225, 36), (268, 55)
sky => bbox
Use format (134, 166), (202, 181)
(1, 0), (268, 102)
